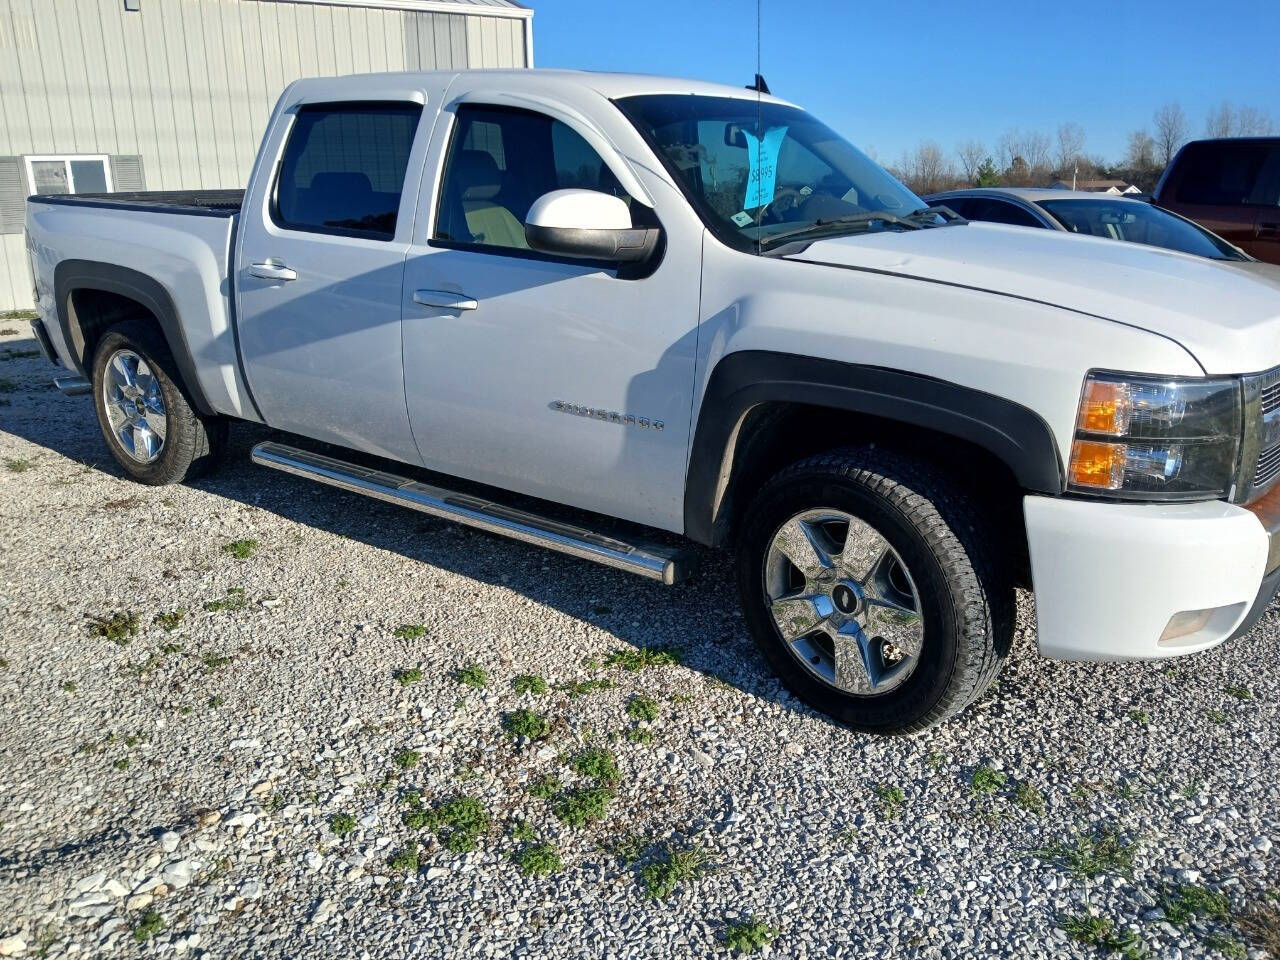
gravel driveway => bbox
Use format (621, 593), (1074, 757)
(0, 323), (1277, 960)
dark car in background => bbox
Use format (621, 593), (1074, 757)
(1151, 138), (1280, 264)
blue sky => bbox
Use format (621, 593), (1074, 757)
(533, 0), (1280, 167)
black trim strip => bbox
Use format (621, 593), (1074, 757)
(30, 191), (243, 218)
(683, 351), (1065, 545)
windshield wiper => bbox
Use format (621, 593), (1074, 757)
(905, 205), (966, 225)
(759, 211), (923, 248)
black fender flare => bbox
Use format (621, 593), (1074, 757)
(683, 351), (1065, 545)
(53, 259), (214, 416)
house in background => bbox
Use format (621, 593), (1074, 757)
(1048, 177), (1141, 195)
(0, 0), (534, 310)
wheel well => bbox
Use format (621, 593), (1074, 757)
(66, 287), (159, 372)
(714, 402), (1032, 587)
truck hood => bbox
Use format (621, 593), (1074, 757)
(786, 221), (1280, 374)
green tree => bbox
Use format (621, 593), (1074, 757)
(974, 157), (1001, 187)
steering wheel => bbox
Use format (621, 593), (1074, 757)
(758, 187), (806, 224)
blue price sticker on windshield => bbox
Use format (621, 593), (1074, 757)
(743, 125), (788, 209)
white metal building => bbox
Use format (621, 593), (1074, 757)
(0, 0), (534, 309)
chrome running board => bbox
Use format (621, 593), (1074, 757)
(250, 441), (691, 585)
(54, 376), (91, 396)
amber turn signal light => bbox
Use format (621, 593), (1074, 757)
(1076, 379), (1131, 436)
(1069, 440), (1126, 490)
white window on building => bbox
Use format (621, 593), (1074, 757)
(24, 155), (112, 196)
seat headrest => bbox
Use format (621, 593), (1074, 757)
(456, 149), (503, 201)
(310, 171), (372, 195)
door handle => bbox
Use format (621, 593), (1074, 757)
(413, 289), (478, 311)
(248, 259), (298, 282)
(1259, 222), (1280, 237)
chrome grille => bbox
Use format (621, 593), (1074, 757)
(1251, 367), (1280, 493)
(1263, 382), (1280, 414)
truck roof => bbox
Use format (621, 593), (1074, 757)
(285, 68), (797, 107)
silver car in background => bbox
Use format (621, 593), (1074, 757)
(923, 187), (1274, 276)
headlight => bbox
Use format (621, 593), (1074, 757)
(1068, 372), (1242, 500)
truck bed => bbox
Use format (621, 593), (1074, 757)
(29, 189), (244, 217)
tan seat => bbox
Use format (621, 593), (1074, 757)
(455, 150), (527, 249)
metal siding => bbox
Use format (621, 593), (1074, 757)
(0, 0), (533, 308)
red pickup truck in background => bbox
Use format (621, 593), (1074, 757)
(1153, 138), (1280, 265)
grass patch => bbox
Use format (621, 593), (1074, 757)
(4, 457), (33, 473)
(393, 749), (420, 769)
(971, 766), (1007, 798)
(201, 651), (232, 672)
(133, 910), (164, 943)
(113, 758), (130, 771)
(1207, 709), (1228, 725)
(513, 841), (563, 876)
(527, 774), (560, 800)
(570, 747), (620, 784)
(1225, 684), (1252, 701)
(1014, 781), (1045, 815)
(61, 681), (77, 693)
(1240, 897), (1280, 954)
(625, 728), (655, 745)
(208, 694), (224, 708)
(388, 846), (419, 872)
(874, 784), (906, 819)
(1059, 913), (1145, 960)
(393, 624), (426, 640)
(1160, 883), (1231, 927)
(605, 646), (682, 671)
(502, 709), (550, 741)
(203, 587), (247, 613)
(723, 919), (778, 954)
(626, 695), (660, 723)
(88, 611), (139, 644)
(1204, 933), (1246, 958)
(455, 664), (488, 689)
(426, 795), (490, 853)
(1127, 708), (1151, 726)
(641, 842), (712, 899)
(153, 609), (185, 632)
(605, 832), (647, 864)
(395, 667), (422, 686)
(221, 538), (259, 559)
(512, 673), (548, 696)
(511, 819), (536, 843)
(554, 786), (614, 828)
(558, 677), (614, 698)
(329, 813), (357, 837)
(1033, 826), (1138, 880)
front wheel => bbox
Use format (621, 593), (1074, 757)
(736, 448), (1012, 733)
(91, 319), (226, 485)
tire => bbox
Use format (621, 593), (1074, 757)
(91, 319), (226, 485)
(736, 447), (1013, 734)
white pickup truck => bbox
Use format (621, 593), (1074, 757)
(24, 70), (1280, 732)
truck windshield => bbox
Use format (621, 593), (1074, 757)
(616, 94), (927, 253)
(1037, 198), (1249, 261)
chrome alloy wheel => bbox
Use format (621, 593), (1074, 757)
(102, 348), (167, 463)
(764, 509), (925, 696)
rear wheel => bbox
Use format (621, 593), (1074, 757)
(736, 447), (1012, 733)
(91, 320), (226, 485)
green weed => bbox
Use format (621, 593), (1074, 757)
(512, 673), (548, 696)
(723, 919), (778, 954)
(641, 842), (712, 899)
(626, 695), (660, 723)
(605, 646), (682, 671)
(455, 664), (488, 689)
(88, 611), (139, 644)
(221, 538), (259, 559)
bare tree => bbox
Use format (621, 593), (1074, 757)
(956, 140), (987, 184)
(1206, 101), (1236, 138)
(998, 129), (1052, 185)
(1125, 129), (1157, 170)
(895, 140), (957, 195)
(1055, 122), (1086, 176)
(1152, 102), (1188, 166)
(1236, 104), (1275, 136)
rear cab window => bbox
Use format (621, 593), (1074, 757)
(273, 102), (423, 240)
(1174, 141), (1280, 207)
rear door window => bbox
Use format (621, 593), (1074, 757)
(1175, 142), (1275, 207)
(274, 102), (423, 240)
(969, 198), (1043, 228)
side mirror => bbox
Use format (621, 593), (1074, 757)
(524, 189), (659, 263)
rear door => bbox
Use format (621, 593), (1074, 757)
(235, 93), (432, 464)
(1159, 141), (1279, 259)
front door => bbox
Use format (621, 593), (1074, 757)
(401, 102), (700, 531)
(236, 100), (426, 464)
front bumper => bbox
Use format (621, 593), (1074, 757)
(1024, 492), (1279, 660)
